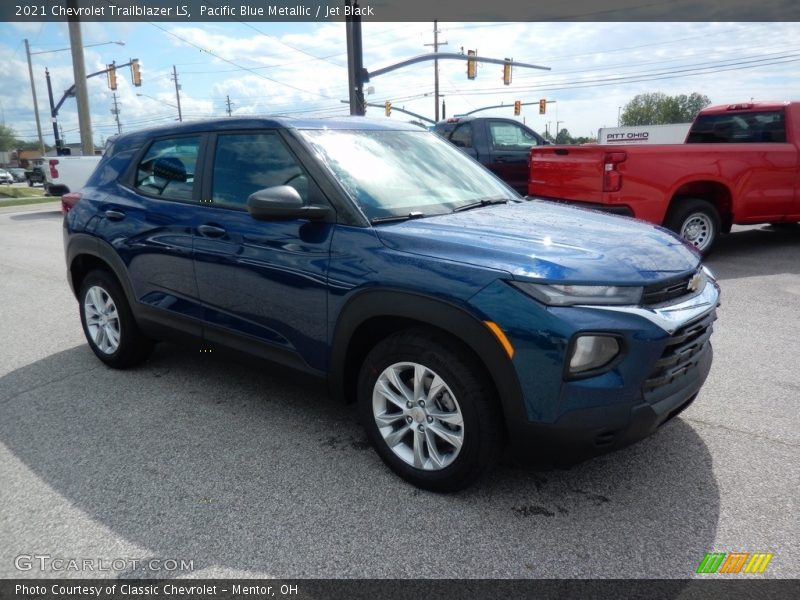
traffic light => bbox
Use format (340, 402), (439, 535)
(467, 50), (477, 80)
(130, 59), (142, 87)
(503, 59), (512, 86)
(107, 63), (117, 91)
(539, 98), (547, 115)
(384, 101), (391, 117)
(514, 100), (521, 116)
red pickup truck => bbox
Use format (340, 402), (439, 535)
(529, 102), (800, 253)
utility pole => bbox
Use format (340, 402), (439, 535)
(171, 65), (183, 122)
(424, 20), (447, 122)
(24, 39), (46, 156)
(111, 93), (122, 134)
(442, 98), (446, 120)
(67, 1), (94, 156)
(226, 95), (233, 117)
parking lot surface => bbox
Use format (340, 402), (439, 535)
(0, 203), (797, 578)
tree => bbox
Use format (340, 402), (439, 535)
(545, 127), (597, 145)
(0, 124), (16, 152)
(620, 92), (711, 126)
(14, 139), (49, 152)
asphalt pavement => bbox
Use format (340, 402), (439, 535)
(0, 204), (797, 579)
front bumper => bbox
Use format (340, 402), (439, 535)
(471, 275), (720, 466)
(507, 339), (711, 465)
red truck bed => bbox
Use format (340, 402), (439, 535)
(529, 102), (800, 254)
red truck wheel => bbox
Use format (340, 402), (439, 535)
(665, 199), (720, 256)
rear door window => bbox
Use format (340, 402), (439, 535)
(686, 110), (786, 143)
(134, 136), (201, 201)
(450, 123), (474, 148)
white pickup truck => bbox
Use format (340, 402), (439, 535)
(44, 155), (102, 196)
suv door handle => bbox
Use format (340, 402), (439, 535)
(197, 224), (227, 238)
(104, 210), (126, 221)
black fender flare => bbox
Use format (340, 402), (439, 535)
(66, 233), (137, 305)
(329, 289), (526, 431)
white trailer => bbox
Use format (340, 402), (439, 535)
(597, 123), (691, 145)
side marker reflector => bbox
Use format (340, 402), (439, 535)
(484, 321), (514, 359)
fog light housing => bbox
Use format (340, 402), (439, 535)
(568, 335), (620, 375)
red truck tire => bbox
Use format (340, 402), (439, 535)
(665, 198), (721, 255)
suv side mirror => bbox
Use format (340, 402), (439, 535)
(246, 185), (332, 222)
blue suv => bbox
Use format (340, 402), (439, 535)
(64, 118), (719, 491)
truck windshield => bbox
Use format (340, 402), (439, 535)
(299, 128), (518, 221)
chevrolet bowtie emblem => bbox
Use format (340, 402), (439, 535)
(687, 273), (703, 292)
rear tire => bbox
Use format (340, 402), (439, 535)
(665, 198), (721, 256)
(78, 269), (153, 368)
(357, 329), (503, 492)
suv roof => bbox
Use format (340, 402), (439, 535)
(111, 116), (424, 149)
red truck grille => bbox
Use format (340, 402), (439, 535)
(642, 310), (716, 399)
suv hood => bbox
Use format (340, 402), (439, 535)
(374, 200), (700, 284)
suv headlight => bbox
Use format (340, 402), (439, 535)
(510, 281), (642, 306)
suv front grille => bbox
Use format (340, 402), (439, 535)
(643, 310), (716, 397)
(642, 272), (698, 306)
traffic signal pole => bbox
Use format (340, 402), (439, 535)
(44, 69), (62, 151)
(46, 59), (139, 154)
(345, 1), (366, 116)
(462, 99), (550, 116)
(367, 53), (548, 80)
(344, 7), (549, 119)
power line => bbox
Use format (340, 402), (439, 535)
(444, 54), (800, 96)
(509, 42), (799, 83)
(145, 20), (343, 101)
(93, 0), (343, 101)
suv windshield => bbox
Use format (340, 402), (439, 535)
(299, 129), (517, 220)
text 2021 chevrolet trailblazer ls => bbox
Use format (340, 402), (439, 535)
(63, 118), (720, 491)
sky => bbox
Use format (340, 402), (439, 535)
(1, 20), (799, 148)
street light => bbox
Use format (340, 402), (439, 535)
(25, 39), (125, 155)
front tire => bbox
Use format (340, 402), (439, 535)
(79, 270), (153, 368)
(358, 329), (503, 492)
(665, 198), (721, 256)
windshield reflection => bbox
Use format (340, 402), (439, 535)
(300, 129), (518, 221)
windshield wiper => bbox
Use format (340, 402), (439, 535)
(371, 211), (426, 224)
(453, 197), (509, 213)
